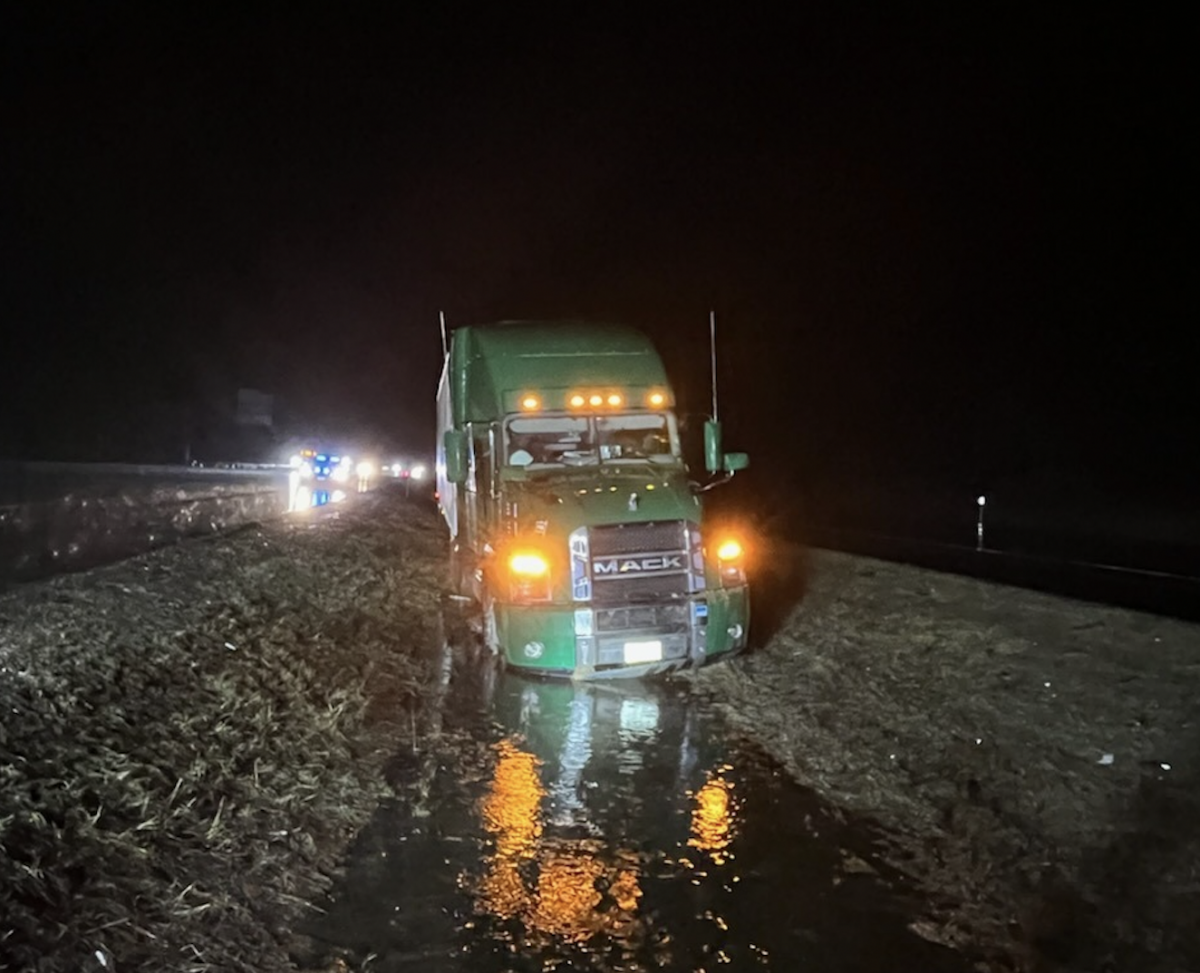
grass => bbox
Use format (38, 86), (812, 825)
(690, 548), (1200, 972)
(0, 489), (449, 972)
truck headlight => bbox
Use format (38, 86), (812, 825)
(716, 539), (743, 561)
(508, 549), (551, 601)
(510, 552), (549, 576)
(716, 537), (746, 585)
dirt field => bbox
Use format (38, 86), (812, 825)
(4, 490), (1198, 971)
(690, 547), (1200, 972)
(0, 490), (448, 972)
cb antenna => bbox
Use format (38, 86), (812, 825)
(709, 309), (719, 421)
(439, 310), (448, 359)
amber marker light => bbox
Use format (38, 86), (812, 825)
(569, 394), (585, 408)
(647, 391), (666, 407)
(520, 394), (541, 411)
(607, 393), (623, 406)
(588, 394), (603, 407)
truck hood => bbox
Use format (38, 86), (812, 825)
(505, 467), (701, 533)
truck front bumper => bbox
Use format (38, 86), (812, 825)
(496, 585), (749, 679)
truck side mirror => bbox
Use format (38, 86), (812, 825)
(704, 420), (723, 473)
(442, 429), (467, 484)
(704, 421), (748, 477)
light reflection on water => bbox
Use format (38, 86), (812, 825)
(465, 684), (662, 962)
(688, 768), (738, 867)
(458, 678), (745, 969)
(474, 739), (545, 924)
(305, 655), (973, 972)
(471, 735), (649, 951)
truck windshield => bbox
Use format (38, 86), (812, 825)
(506, 414), (678, 469)
(597, 414), (674, 462)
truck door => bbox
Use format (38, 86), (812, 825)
(465, 424), (496, 552)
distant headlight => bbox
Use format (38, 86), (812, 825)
(332, 465), (351, 483)
(410, 463), (426, 480)
(356, 460), (375, 479)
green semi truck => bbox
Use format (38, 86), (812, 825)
(436, 320), (749, 678)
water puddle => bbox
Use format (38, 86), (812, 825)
(303, 637), (972, 971)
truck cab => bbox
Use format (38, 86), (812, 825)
(437, 321), (749, 678)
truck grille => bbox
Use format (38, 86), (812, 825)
(589, 521), (687, 557)
(573, 521), (702, 606)
(595, 603), (691, 634)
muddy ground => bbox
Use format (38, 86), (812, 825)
(0, 489), (448, 972)
(3, 490), (1198, 971)
(691, 547), (1200, 972)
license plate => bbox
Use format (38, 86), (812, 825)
(624, 639), (663, 664)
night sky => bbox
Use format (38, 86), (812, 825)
(1, 9), (1189, 496)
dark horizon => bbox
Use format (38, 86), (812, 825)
(2, 9), (1190, 494)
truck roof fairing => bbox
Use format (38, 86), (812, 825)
(449, 321), (672, 424)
